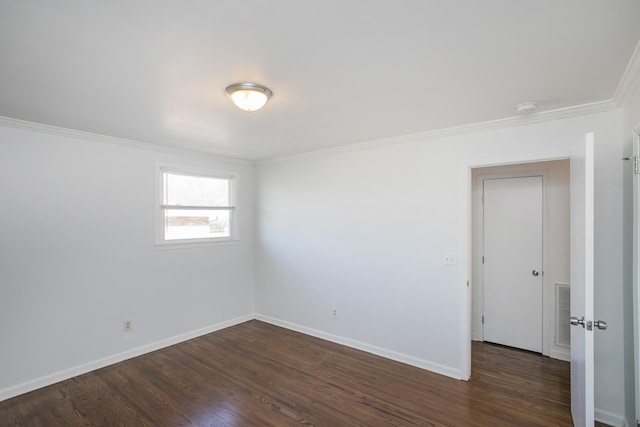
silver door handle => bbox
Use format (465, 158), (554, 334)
(594, 320), (607, 330)
(570, 316), (585, 328)
(532, 270), (540, 277)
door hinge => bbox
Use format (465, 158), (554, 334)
(482, 315), (484, 325)
(482, 255), (484, 264)
(467, 280), (469, 287)
(623, 156), (639, 174)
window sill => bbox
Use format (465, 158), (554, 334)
(154, 238), (240, 250)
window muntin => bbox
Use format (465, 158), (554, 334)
(158, 168), (237, 244)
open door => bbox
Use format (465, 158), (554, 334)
(570, 132), (595, 426)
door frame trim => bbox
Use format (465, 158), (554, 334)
(460, 152), (571, 380)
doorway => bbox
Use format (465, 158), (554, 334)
(471, 160), (570, 360)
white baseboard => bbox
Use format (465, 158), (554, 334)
(0, 313), (254, 402)
(549, 347), (570, 362)
(4, 311), (615, 426)
(255, 314), (463, 380)
(595, 407), (627, 427)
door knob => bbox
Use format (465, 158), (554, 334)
(532, 269), (540, 277)
(570, 316), (585, 328)
(594, 320), (607, 330)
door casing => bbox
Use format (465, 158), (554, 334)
(471, 165), (567, 359)
(461, 153), (572, 380)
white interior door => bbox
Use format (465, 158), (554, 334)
(483, 176), (543, 352)
(570, 132), (595, 427)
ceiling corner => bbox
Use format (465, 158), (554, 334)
(613, 38), (640, 106)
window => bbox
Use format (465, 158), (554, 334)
(157, 166), (237, 245)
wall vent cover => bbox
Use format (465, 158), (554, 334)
(555, 284), (570, 347)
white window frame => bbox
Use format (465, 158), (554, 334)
(155, 163), (239, 248)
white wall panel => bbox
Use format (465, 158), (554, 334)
(256, 110), (625, 419)
(622, 84), (640, 427)
(0, 125), (256, 399)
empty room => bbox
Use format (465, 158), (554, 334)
(2, 1), (640, 426)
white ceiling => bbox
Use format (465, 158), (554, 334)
(1, 1), (640, 161)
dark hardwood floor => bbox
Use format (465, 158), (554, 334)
(1, 320), (572, 426)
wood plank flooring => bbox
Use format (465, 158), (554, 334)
(0, 320), (572, 426)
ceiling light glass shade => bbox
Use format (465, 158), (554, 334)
(225, 83), (273, 112)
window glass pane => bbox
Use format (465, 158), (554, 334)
(164, 209), (231, 240)
(165, 172), (229, 207)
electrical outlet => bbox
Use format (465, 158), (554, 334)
(123, 320), (132, 332)
(332, 307), (338, 318)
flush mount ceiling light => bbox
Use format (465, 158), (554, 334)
(225, 82), (273, 112)
(516, 101), (538, 115)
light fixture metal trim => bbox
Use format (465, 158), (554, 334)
(225, 82), (273, 112)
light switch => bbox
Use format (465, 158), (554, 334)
(442, 252), (457, 265)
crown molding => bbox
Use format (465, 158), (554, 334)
(0, 96), (622, 168)
(0, 116), (253, 167)
(257, 99), (619, 165)
(613, 38), (640, 106)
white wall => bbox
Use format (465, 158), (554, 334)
(0, 107), (630, 422)
(0, 123), (256, 400)
(622, 84), (640, 427)
(255, 110), (626, 420)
